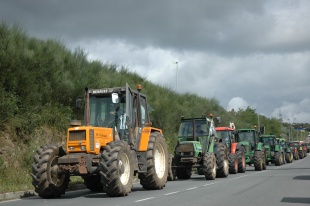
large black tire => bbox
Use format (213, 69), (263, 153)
(138, 132), (168, 190)
(237, 146), (246, 173)
(100, 140), (134, 197)
(293, 151), (299, 160)
(254, 151), (263, 171)
(262, 152), (267, 170)
(197, 167), (205, 175)
(274, 151), (282, 166)
(203, 152), (216, 180)
(228, 153), (238, 174)
(299, 151), (304, 159)
(176, 168), (192, 179)
(83, 175), (103, 191)
(285, 152), (292, 164)
(31, 145), (69, 198)
(167, 155), (176, 181)
(215, 143), (229, 178)
(282, 152), (286, 164)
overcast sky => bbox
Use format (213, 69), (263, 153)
(1, 0), (310, 123)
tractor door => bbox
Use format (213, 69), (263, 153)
(126, 84), (150, 151)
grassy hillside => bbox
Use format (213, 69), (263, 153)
(0, 23), (287, 193)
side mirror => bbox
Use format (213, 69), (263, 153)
(112, 93), (119, 103)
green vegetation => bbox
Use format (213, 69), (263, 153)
(0, 23), (298, 193)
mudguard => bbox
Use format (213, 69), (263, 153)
(231, 142), (238, 154)
(274, 145), (280, 152)
(255, 142), (264, 151)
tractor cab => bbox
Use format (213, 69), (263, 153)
(235, 129), (259, 150)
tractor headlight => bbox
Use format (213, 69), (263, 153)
(69, 147), (75, 151)
(80, 146), (86, 151)
(190, 152), (194, 156)
(180, 152), (184, 156)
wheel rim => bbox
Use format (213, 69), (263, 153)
(224, 160), (229, 173)
(212, 157), (217, 175)
(154, 143), (165, 179)
(119, 153), (130, 185)
(50, 156), (65, 187)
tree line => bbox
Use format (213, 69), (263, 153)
(0, 23), (288, 192)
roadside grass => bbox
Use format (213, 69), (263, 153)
(0, 167), (84, 194)
(0, 167), (32, 193)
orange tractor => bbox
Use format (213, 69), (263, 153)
(31, 84), (169, 197)
(215, 123), (246, 174)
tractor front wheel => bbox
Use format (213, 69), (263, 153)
(254, 150), (263, 171)
(229, 153), (238, 174)
(31, 145), (69, 198)
(203, 152), (216, 180)
(215, 143), (229, 178)
(274, 152), (282, 166)
(237, 146), (246, 173)
(100, 140), (133, 197)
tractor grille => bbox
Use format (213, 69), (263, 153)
(69, 130), (86, 141)
(179, 143), (194, 153)
(89, 129), (94, 151)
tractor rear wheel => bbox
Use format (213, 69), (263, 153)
(83, 175), (103, 191)
(139, 132), (168, 190)
(229, 153), (238, 174)
(237, 146), (246, 173)
(176, 168), (192, 179)
(100, 140), (133, 197)
(254, 151), (263, 171)
(203, 152), (216, 180)
(285, 153), (291, 164)
(31, 145), (69, 198)
(215, 143), (229, 178)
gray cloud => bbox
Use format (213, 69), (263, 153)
(1, 0), (310, 122)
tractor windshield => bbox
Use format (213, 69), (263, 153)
(260, 137), (270, 145)
(178, 119), (209, 140)
(89, 95), (126, 128)
(236, 130), (255, 144)
(260, 137), (275, 146)
(217, 130), (231, 148)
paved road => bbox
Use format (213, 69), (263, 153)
(1, 156), (310, 206)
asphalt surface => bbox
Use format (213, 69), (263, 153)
(1, 155), (310, 206)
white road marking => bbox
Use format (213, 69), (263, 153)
(164, 191), (179, 195)
(203, 182), (221, 186)
(186, 187), (198, 190)
(135, 197), (155, 202)
(0, 199), (21, 204)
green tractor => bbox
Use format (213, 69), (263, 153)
(234, 128), (266, 171)
(259, 135), (284, 166)
(168, 115), (229, 181)
(279, 138), (293, 163)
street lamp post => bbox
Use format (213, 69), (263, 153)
(287, 119), (291, 141)
(174, 61), (178, 92)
